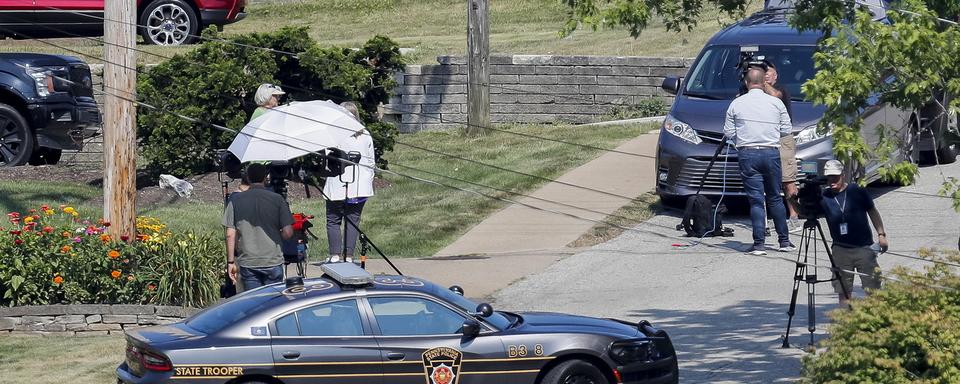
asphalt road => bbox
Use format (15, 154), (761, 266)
(494, 161), (960, 383)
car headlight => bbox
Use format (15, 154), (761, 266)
(26, 66), (55, 97)
(609, 340), (659, 364)
(662, 114), (702, 145)
(795, 124), (832, 145)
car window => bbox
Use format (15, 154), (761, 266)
(186, 290), (279, 334)
(369, 297), (466, 336)
(684, 45), (817, 100)
(274, 299), (365, 337)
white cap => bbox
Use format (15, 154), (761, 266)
(823, 159), (844, 176)
(254, 83), (285, 106)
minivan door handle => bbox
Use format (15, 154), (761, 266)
(386, 352), (406, 360)
(282, 351), (301, 359)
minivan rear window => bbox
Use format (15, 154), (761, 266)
(683, 45), (817, 100)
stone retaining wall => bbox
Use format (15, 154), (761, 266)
(385, 55), (691, 132)
(0, 304), (199, 337)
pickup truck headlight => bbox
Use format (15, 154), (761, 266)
(26, 66), (55, 97)
(609, 340), (659, 364)
(663, 114), (702, 145)
(795, 124), (832, 145)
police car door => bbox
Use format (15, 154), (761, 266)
(269, 298), (383, 384)
(363, 294), (523, 384)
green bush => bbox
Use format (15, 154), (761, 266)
(137, 26), (404, 176)
(0, 206), (223, 308)
(801, 250), (960, 383)
(607, 97), (668, 120)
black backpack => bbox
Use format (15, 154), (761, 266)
(678, 195), (732, 237)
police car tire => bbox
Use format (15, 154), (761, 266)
(542, 359), (609, 384)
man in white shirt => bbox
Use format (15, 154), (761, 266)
(723, 67), (794, 255)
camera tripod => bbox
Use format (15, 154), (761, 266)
(782, 216), (849, 348)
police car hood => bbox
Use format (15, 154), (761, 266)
(516, 312), (641, 338)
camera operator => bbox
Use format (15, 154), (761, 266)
(819, 160), (888, 306)
(724, 67), (795, 256)
(323, 102), (375, 263)
(763, 63), (801, 232)
(222, 163), (295, 291)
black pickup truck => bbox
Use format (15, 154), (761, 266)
(0, 53), (100, 166)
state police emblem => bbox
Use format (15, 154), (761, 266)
(421, 347), (462, 384)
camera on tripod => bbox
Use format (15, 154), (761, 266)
(794, 158), (831, 220)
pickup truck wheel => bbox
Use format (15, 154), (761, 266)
(140, 0), (199, 46)
(541, 360), (609, 384)
(936, 110), (958, 164)
(0, 103), (34, 167)
(29, 148), (62, 165)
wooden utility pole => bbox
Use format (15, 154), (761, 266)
(466, 0), (490, 136)
(103, 0), (137, 239)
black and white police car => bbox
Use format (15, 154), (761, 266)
(117, 263), (678, 384)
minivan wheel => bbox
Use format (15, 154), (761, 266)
(935, 111), (959, 164)
(903, 118), (920, 165)
(139, 0), (199, 46)
(0, 103), (34, 167)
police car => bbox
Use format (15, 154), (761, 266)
(117, 263), (678, 384)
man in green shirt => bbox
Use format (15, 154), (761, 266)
(251, 83), (285, 121)
(223, 163), (295, 291)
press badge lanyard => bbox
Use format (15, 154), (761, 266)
(833, 189), (848, 235)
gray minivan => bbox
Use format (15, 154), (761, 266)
(655, 7), (919, 202)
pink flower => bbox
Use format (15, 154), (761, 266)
(73, 237), (82, 243)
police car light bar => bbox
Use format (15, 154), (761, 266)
(321, 262), (374, 286)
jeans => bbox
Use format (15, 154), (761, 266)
(738, 147), (789, 246)
(239, 264), (284, 292)
(326, 200), (366, 256)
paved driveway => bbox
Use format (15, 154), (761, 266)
(494, 162), (960, 383)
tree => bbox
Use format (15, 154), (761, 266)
(562, 0), (960, 210)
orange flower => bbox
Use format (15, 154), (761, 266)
(52, 275), (64, 285)
(42, 226), (54, 234)
(108, 250), (120, 259)
(126, 275), (135, 282)
(61, 231), (71, 238)
(110, 270), (121, 279)
(146, 283), (157, 291)
(60, 245), (72, 253)
(100, 234), (111, 243)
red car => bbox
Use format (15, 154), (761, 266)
(0, 0), (246, 45)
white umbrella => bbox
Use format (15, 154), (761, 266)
(227, 100), (364, 162)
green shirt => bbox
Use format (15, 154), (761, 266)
(222, 186), (294, 268)
(250, 106), (270, 122)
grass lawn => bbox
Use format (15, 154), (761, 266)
(0, 0), (759, 64)
(0, 123), (657, 258)
(0, 335), (124, 384)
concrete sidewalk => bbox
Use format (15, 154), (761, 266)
(304, 130), (661, 299)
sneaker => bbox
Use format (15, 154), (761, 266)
(778, 242), (797, 252)
(327, 255), (341, 263)
(344, 256), (353, 263)
(788, 218), (803, 234)
(745, 245), (767, 256)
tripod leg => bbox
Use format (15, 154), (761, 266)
(806, 267), (816, 347)
(782, 226), (809, 348)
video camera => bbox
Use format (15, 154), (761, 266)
(214, 148), (352, 201)
(795, 159), (831, 220)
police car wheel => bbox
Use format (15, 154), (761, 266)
(542, 359), (609, 384)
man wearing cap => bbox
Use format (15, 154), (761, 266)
(819, 159), (888, 307)
(251, 83), (285, 121)
(723, 67), (794, 256)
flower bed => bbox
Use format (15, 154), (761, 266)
(0, 205), (223, 308)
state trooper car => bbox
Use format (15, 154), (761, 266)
(117, 263), (678, 384)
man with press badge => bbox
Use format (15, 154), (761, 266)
(819, 160), (888, 307)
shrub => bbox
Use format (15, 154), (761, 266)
(137, 26), (404, 176)
(0, 206), (223, 308)
(800, 250), (960, 383)
(607, 97), (668, 120)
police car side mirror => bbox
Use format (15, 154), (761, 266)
(460, 319), (481, 338)
(476, 303), (493, 318)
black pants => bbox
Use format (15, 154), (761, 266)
(326, 200), (365, 256)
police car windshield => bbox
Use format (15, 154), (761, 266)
(683, 45), (817, 100)
(186, 289), (279, 334)
(432, 286), (511, 330)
